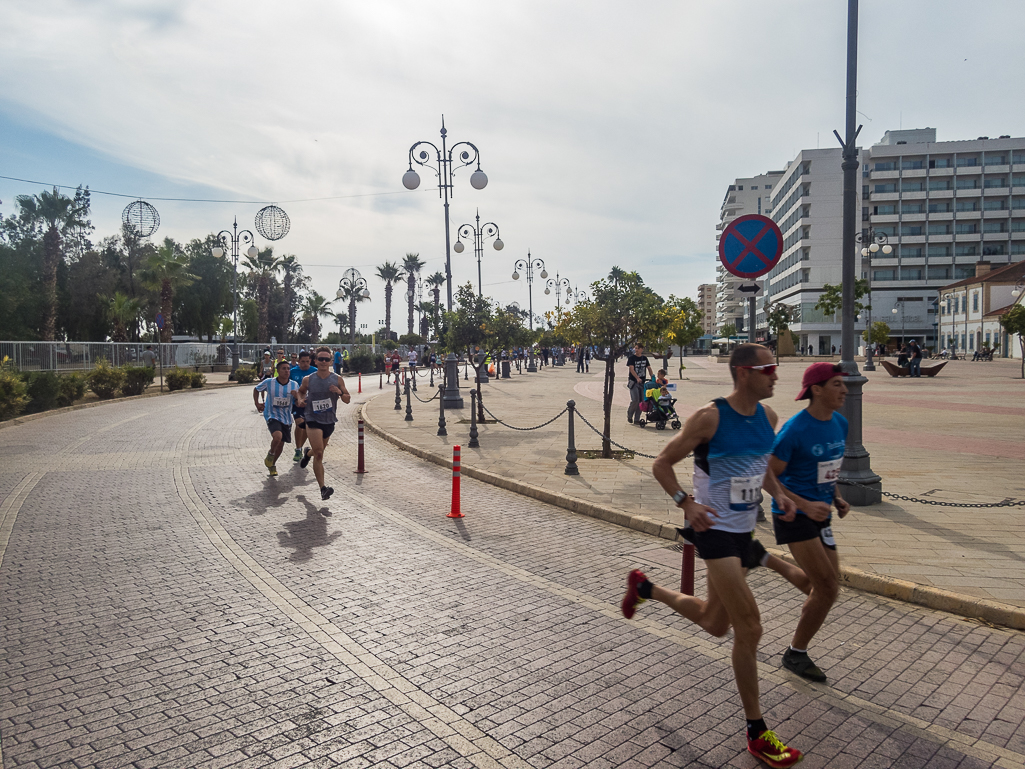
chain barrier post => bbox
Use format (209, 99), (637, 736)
(404, 378), (413, 421)
(681, 541), (695, 595)
(437, 385), (447, 436)
(447, 446), (464, 518)
(394, 375), (402, 410)
(565, 399), (579, 476)
(412, 365), (417, 392)
(379, 372), (383, 389)
(430, 366), (434, 387)
(355, 419), (367, 474)
(468, 390), (480, 448)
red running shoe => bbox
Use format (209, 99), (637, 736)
(621, 569), (647, 619)
(747, 729), (803, 768)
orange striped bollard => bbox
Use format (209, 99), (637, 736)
(358, 372), (362, 393)
(447, 445), (463, 518)
(355, 419), (367, 474)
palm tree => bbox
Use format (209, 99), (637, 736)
(14, 186), (91, 340)
(337, 282), (371, 344)
(375, 261), (405, 341)
(244, 248), (284, 343)
(329, 310), (349, 343)
(143, 239), (196, 343)
(106, 292), (141, 343)
(279, 254), (302, 343)
(402, 252), (426, 335)
(303, 293), (335, 342)
(608, 266), (626, 289)
(426, 271), (446, 339)
(417, 300), (435, 339)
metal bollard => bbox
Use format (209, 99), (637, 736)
(447, 445), (463, 518)
(411, 366), (417, 392)
(681, 542), (695, 595)
(430, 366), (434, 387)
(565, 399), (579, 475)
(355, 419), (367, 474)
(379, 372), (383, 389)
(468, 390), (479, 448)
(394, 376), (402, 410)
(404, 378), (413, 421)
(358, 372), (362, 393)
(437, 385), (447, 436)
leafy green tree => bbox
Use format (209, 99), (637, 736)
(721, 323), (737, 342)
(243, 248), (284, 343)
(177, 235), (233, 341)
(64, 249), (117, 341)
(815, 279), (869, 320)
(375, 260), (405, 341)
(862, 321), (891, 346)
(764, 300), (794, 362)
(660, 295), (704, 376)
(107, 292), (141, 343)
(142, 239), (196, 343)
(13, 186), (92, 340)
(402, 252), (425, 335)
(0, 237), (44, 340)
(999, 304), (1025, 378)
(443, 283), (495, 421)
(558, 272), (666, 458)
(303, 293), (336, 343)
(279, 254), (303, 343)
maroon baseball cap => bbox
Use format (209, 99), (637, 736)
(795, 362), (848, 401)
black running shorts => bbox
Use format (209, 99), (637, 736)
(305, 421), (335, 441)
(773, 514), (836, 551)
(266, 419), (292, 443)
(692, 529), (755, 561)
(291, 404), (305, 425)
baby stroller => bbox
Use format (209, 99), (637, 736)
(638, 382), (682, 430)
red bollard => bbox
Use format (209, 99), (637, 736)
(358, 372), (362, 393)
(681, 543), (695, 595)
(355, 419), (367, 474)
(447, 445), (463, 518)
(379, 373), (383, 389)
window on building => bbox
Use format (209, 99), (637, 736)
(953, 297), (960, 313)
(902, 180), (925, 192)
(1013, 220), (1025, 232)
(954, 266), (975, 278)
(929, 201), (953, 213)
(955, 245), (978, 257)
(984, 199), (1008, 210)
(928, 223), (952, 235)
(1013, 176), (1025, 187)
(874, 161), (896, 171)
(984, 154), (1007, 166)
(983, 177), (1007, 188)
(873, 269), (896, 281)
(1014, 153), (1025, 165)
(957, 200), (981, 211)
(927, 266), (951, 280)
(1014, 197), (1025, 209)
(969, 334), (974, 350)
(902, 159), (924, 170)
(902, 225), (924, 236)
(957, 157), (979, 167)
(738, 185), (744, 190)
(956, 223), (979, 234)
(928, 244), (952, 257)
(874, 183), (897, 193)
(873, 204), (896, 215)
(961, 333), (966, 350)
(901, 202), (925, 214)
(985, 331), (991, 346)
(982, 244), (1007, 256)
(957, 178), (980, 189)
(983, 221), (1007, 233)
(929, 179), (953, 191)
(1012, 241), (1025, 255)
(930, 158), (952, 169)
(973, 293), (979, 312)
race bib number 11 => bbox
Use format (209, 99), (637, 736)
(730, 475), (763, 509)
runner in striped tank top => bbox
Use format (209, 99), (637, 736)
(252, 360), (300, 477)
(620, 344), (807, 768)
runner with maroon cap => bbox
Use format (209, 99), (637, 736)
(769, 361), (851, 683)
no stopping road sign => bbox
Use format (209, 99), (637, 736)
(718, 214), (784, 279)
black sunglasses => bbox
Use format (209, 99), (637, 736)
(316, 356), (332, 362)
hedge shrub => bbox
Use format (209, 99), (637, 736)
(233, 365), (257, 384)
(347, 346), (377, 375)
(190, 371), (206, 388)
(165, 367), (192, 391)
(0, 362), (29, 421)
(56, 373), (87, 407)
(88, 359), (126, 400)
(22, 371), (62, 413)
(121, 365), (155, 396)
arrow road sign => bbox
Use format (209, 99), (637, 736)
(718, 214), (784, 279)
(733, 281), (764, 300)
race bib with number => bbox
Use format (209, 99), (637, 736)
(819, 526), (836, 547)
(312, 398), (332, 413)
(817, 458), (843, 485)
(729, 475), (763, 510)
(272, 396), (290, 409)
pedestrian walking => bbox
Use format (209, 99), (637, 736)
(576, 345), (585, 373)
(388, 349), (401, 383)
(769, 362), (851, 684)
(288, 350), (314, 463)
(626, 342), (652, 424)
(296, 346), (351, 501)
(333, 348), (343, 375)
(140, 345), (157, 369)
(621, 343), (804, 768)
(907, 339), (923, 377)
(585, 346), (591, 372)
(252, 360), (299, 477)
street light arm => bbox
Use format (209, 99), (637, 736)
(408, 140), (442, 174)
(447, 140), (481, 173)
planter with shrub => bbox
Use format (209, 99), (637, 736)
(165, 368), (193, 391)
(56, 373), (87, 407)
(0, 361), (29, 421)
(88, 359), (127, 400)
(121, 366), (155, 396)
(190, 372), (206, 388)
(346, 346), (377, 375)
(233, 366), (257, 384)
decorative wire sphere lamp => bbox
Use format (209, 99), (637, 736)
(121, 200), (160, 237)
(254, 205), (290, 241)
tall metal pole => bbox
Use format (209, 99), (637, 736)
(440, 121), (454, 311)
(475, 210), (483, 297)
(834, 0), (881, 505)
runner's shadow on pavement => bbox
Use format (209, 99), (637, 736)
(857, 501), (1025, 564)
(236, 473), (302, 516)
(277, 496), (342, 562)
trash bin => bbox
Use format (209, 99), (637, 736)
(501, 360), (511, 378)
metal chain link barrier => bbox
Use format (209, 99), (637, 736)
(842, 480), (1025, 508)
(411, 387), (441, 404)
(479, 402), (568, 431)
(575, 410), (658, 459)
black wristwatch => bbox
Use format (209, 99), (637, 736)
(672, 490), (689, 506)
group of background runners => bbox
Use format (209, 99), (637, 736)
(623, 343), (851, 769)
(252, 347), (351, 502)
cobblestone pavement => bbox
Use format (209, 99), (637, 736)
(1, 385), (1024, 768)
(366, 358), (1025, 609)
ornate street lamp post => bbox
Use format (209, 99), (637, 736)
(402, 117), (489, 312)
(511, 251), (547, 331)
(856, 229), (892, 371)
(336, 268), (371, 346)
(545, 273), (572, 315)
(212, 218), (258, 372)
(454, 209), (503, 297)
(892, 300), (907, 347)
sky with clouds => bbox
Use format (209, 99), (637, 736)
(1, 0), (1022, 323)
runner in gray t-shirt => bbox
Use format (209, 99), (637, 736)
(296, 347), (351, 502)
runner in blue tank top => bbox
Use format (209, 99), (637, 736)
(769, 362), (851, 684)
(620, 343), (806, 769)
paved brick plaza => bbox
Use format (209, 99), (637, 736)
(0, 380), (1024, 768)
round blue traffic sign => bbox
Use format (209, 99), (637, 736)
(718, 214), (784, 279)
